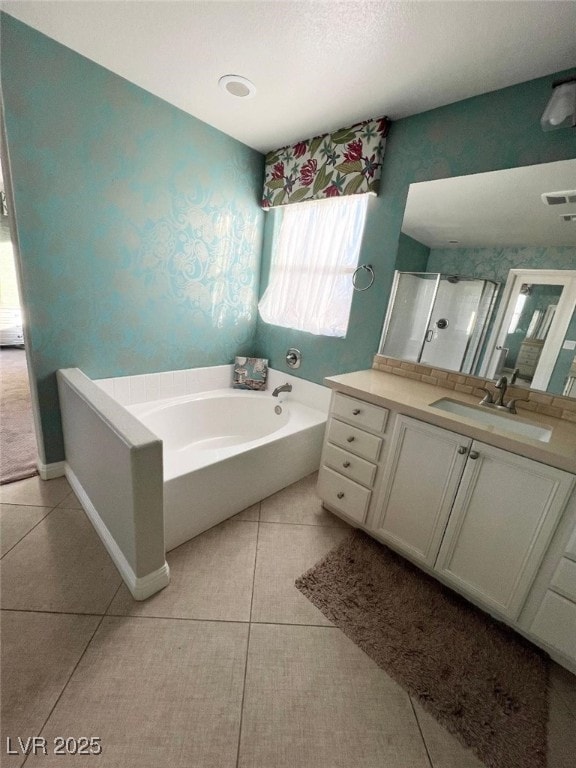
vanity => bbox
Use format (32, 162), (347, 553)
(317, 369), (576, 673)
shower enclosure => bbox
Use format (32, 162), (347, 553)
(379, 272), (499, 375)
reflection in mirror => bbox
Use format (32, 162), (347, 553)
(381, 272), (498, 374)
(379, 159), (576, 398)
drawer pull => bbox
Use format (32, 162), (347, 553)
(346, 436), (355, 443)
(337, 492), (345, 499)
(352, 408), (361, 415)
(342, 461), (351, 468)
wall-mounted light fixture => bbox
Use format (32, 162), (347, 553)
(541, 76), (576, 131)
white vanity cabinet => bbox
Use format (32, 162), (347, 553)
(372, 416), (574, 621)
(523, 523), (576, 663)
(434, 441), (574, 620)
(318, 393), (575, 628)
(369, 415), (471, 567)
(317, 393), (388, 524)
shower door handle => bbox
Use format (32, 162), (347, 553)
(424, 329), (434, 343)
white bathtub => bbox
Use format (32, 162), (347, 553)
(127, 387), (327, 550)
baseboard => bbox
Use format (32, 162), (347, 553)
(37, 460), (66, 480)
(65, 465), (170, 601)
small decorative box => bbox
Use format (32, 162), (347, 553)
(233, 357), (269, 391)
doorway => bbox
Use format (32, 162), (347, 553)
(482, 269), (576, 392)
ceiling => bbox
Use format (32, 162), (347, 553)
(402, 159), (576, 249)
(2, 0), (576, 153)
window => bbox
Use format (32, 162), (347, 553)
(258, 194), (369, 337)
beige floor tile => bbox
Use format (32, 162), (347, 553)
(411, 700), (485, 768)
(251, 522), (351, 625)
(55, 489), (84, 509)
(0, 610), (100, 768)
(260, 472), (348, 526)
(25, 616), (248, 768)
(0, 504), (52, 557)
(0, 476), (71, 507)
(550, 662), (576, 718)
(234, 502), (260, 522)
(108, 518), (258, 621)
(239, 623), (430, 768)
(1, 509), (122, 614)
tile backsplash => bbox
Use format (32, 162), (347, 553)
(373, 354), (576, 424)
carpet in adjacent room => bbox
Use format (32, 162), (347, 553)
(0, 347), (38, 484)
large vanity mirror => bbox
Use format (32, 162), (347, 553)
(379, 159), (576, 398)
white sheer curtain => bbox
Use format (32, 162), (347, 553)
(258, 194), (369, 337)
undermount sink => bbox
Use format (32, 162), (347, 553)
(430, 398), (553, 443)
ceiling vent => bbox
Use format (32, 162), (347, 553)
(541, 190), (576, 205)
(560, 214), (576, 223)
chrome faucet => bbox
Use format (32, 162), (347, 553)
(479, 376), (528, 414)
(479, 376), (507, 408)
(493, 376), (508, 407)
(272, 383), (292, 397)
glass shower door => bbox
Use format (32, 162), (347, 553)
(380, 273), (439, 361)
(419, 277), (496, 373)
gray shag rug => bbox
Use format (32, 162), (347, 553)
(0, 348), (38, 484)
(296, 530), (549, 768)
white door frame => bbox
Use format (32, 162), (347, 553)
(481, 269), (576, 391)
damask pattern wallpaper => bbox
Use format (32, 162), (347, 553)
(428, 246), (576, 282)
(1, 14), (264, 462)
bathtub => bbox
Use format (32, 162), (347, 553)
(127, 386), (327, 550)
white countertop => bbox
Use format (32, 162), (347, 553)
(324, 370), (576, 474)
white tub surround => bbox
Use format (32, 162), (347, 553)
(91, 366), (330, 552)
(57, 369), (169, 600)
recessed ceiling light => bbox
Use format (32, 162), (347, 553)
(218, 75), (256, 99)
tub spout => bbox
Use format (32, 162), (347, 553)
(272, 383), (292, 397)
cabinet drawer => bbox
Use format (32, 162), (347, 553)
(323, 443), (377, 488)
(551, 558), (576, 603)
(332, 393), (388, 433)
(530, 591), (576, 659)
(317, 466), (371, 523)
(327, 418), (382, 462)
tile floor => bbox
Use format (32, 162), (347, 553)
(1, 472), (575, 767)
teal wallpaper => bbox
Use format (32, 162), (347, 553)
(255, 67), (576, 385)
(1, 14), (264, 463)
(395, 233), (430, 272)
(428, 246), (576, 281)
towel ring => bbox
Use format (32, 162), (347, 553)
(352, 264), (375, 292)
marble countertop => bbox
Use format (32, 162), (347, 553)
(324, 369), (576, 475)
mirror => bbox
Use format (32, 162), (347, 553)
(379, 159), (576, 398)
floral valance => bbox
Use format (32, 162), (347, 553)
(261, 116), (391, 209)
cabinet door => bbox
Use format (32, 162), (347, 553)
(371, 416), (471, 567)
(436, 442), (575, 620)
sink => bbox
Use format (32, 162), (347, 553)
(430, 398), (553, 443)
